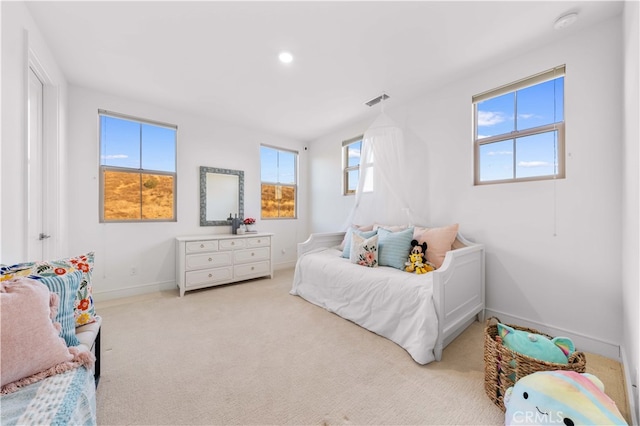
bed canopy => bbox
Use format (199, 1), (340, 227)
(344, 109), (421, 229)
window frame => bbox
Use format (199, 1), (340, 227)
(260, 144), (298, 220)
(473, 65), (566, 185)
(98, 110), (178, 223)
(342, 135), (364, 195)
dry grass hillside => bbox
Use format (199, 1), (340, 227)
(104, 171), (174, 220)
(261, 184), (295, 218)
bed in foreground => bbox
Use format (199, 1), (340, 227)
(0, 366), (96, 426)
(291, 229), (485, 364)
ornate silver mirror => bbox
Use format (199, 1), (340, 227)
(199, 166), (244, 226)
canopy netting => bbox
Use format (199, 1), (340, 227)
(343, 112), (422, 229)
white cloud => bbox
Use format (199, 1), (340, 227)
(518, 161), (553, 168)
(487, 150), (512, 156)
(518, 113), (535, 119)
(102, 154), (128, 159)
(477, 111), (507, 126)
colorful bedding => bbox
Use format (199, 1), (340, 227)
(0, 366), (96, 426)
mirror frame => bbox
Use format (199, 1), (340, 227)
(199, 166), (244, 226)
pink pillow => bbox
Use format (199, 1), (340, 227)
(415, 223), (459, 269)
(0, 278), (74, 390)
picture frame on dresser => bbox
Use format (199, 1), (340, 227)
(176, 233), (274, 296)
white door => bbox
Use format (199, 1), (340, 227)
(27, 66), (47, 261)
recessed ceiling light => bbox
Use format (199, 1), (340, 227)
(278, 51), (293, 64)
(554, 12), (578, 30)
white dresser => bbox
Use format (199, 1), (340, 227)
(176, 233), (273, 297)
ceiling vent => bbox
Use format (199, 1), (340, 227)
(365, 93), (390, 107)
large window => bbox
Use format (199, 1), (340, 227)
(99, 110), (177, 222)
(260, 145), (297, 219)
(342, 135), (372, 195)
(473, 65), (565, 185)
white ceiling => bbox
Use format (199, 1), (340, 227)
(25, 1), (624, 142)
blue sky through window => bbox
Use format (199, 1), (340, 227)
(260, 146), (296, 184)
(100, 115), (176, 172)
(477, 76), (563, 182)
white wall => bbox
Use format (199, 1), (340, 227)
(67, 86), (308, 300)
(622, 2), (639, 422)
(1, 2), (69, 263)
(309, 16), (626, 359)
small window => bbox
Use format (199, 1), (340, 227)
(342, 135), (372, 195)
(260, 145), (297, 219)
(99, 110), (177, 222)
(473, 66), (565, 185)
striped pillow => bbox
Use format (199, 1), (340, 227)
(377, 227), (414, 270)
(35, 271), (82, 347)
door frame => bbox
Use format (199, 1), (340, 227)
(26, 33), (61, 261)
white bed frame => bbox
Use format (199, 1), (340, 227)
(297, 231), (485, 361)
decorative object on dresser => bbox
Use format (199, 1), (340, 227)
(176, 233), (274, 297)
(243, 217), (257, 233)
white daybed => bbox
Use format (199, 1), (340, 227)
(290, 231), (485, 365)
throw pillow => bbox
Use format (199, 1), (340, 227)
(415, 223), (459, 269)
(0, 252), (97, 327)
(0, 278), (74, 388)
(349, 233), (379, 267)
(339, 224), (374, 250)
(377, 227), (415, 270)
(341, 228), (377, 259)
(35, 271), (83, 347)
(373, 223), (408, 232)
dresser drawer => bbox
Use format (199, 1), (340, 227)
(247, 236), (270, 248)
(185, 267), (233, 288)
(234, 247), (270, 264)
(185, 251), (232, 271)
(219, 239), (246, 251)
(234, 261), (270, 279)
(185, 240), (218, 253)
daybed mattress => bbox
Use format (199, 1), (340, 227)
(0, 366), (96, 426)
(291, 247), (439, 364)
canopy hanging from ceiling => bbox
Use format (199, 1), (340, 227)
(344, 112), (420, 229)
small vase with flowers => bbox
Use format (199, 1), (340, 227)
(244, 217), (256, 232)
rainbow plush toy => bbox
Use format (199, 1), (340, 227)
(504, 370), (628, 425)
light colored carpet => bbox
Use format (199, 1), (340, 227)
(95, 268), (629, 425)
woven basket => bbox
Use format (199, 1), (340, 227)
(483, 316), (587, 411)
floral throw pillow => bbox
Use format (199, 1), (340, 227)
(0, 252), (96, 327)
(350, 233), (379, 268)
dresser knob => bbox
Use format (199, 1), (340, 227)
(257, 240), (261, 243)
(200, 244), (204, 248)
(251, 252), (255, 256)
(251, 266), (255, 270)
(208, 258), (212, 262)
(208, 273), (212, 278)
(231, 241), (235, 245)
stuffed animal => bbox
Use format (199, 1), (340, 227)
(504, 370), (628, 425)
(405, 240), (435, 274)
(498, 323), (575, 364)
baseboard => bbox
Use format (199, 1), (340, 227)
(93, 265), (296, 302)
(621, 347), (639, 425)
(93, 279), (176, 302)
(274, 260), (296, 270)
(485, 309), (621, 360)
